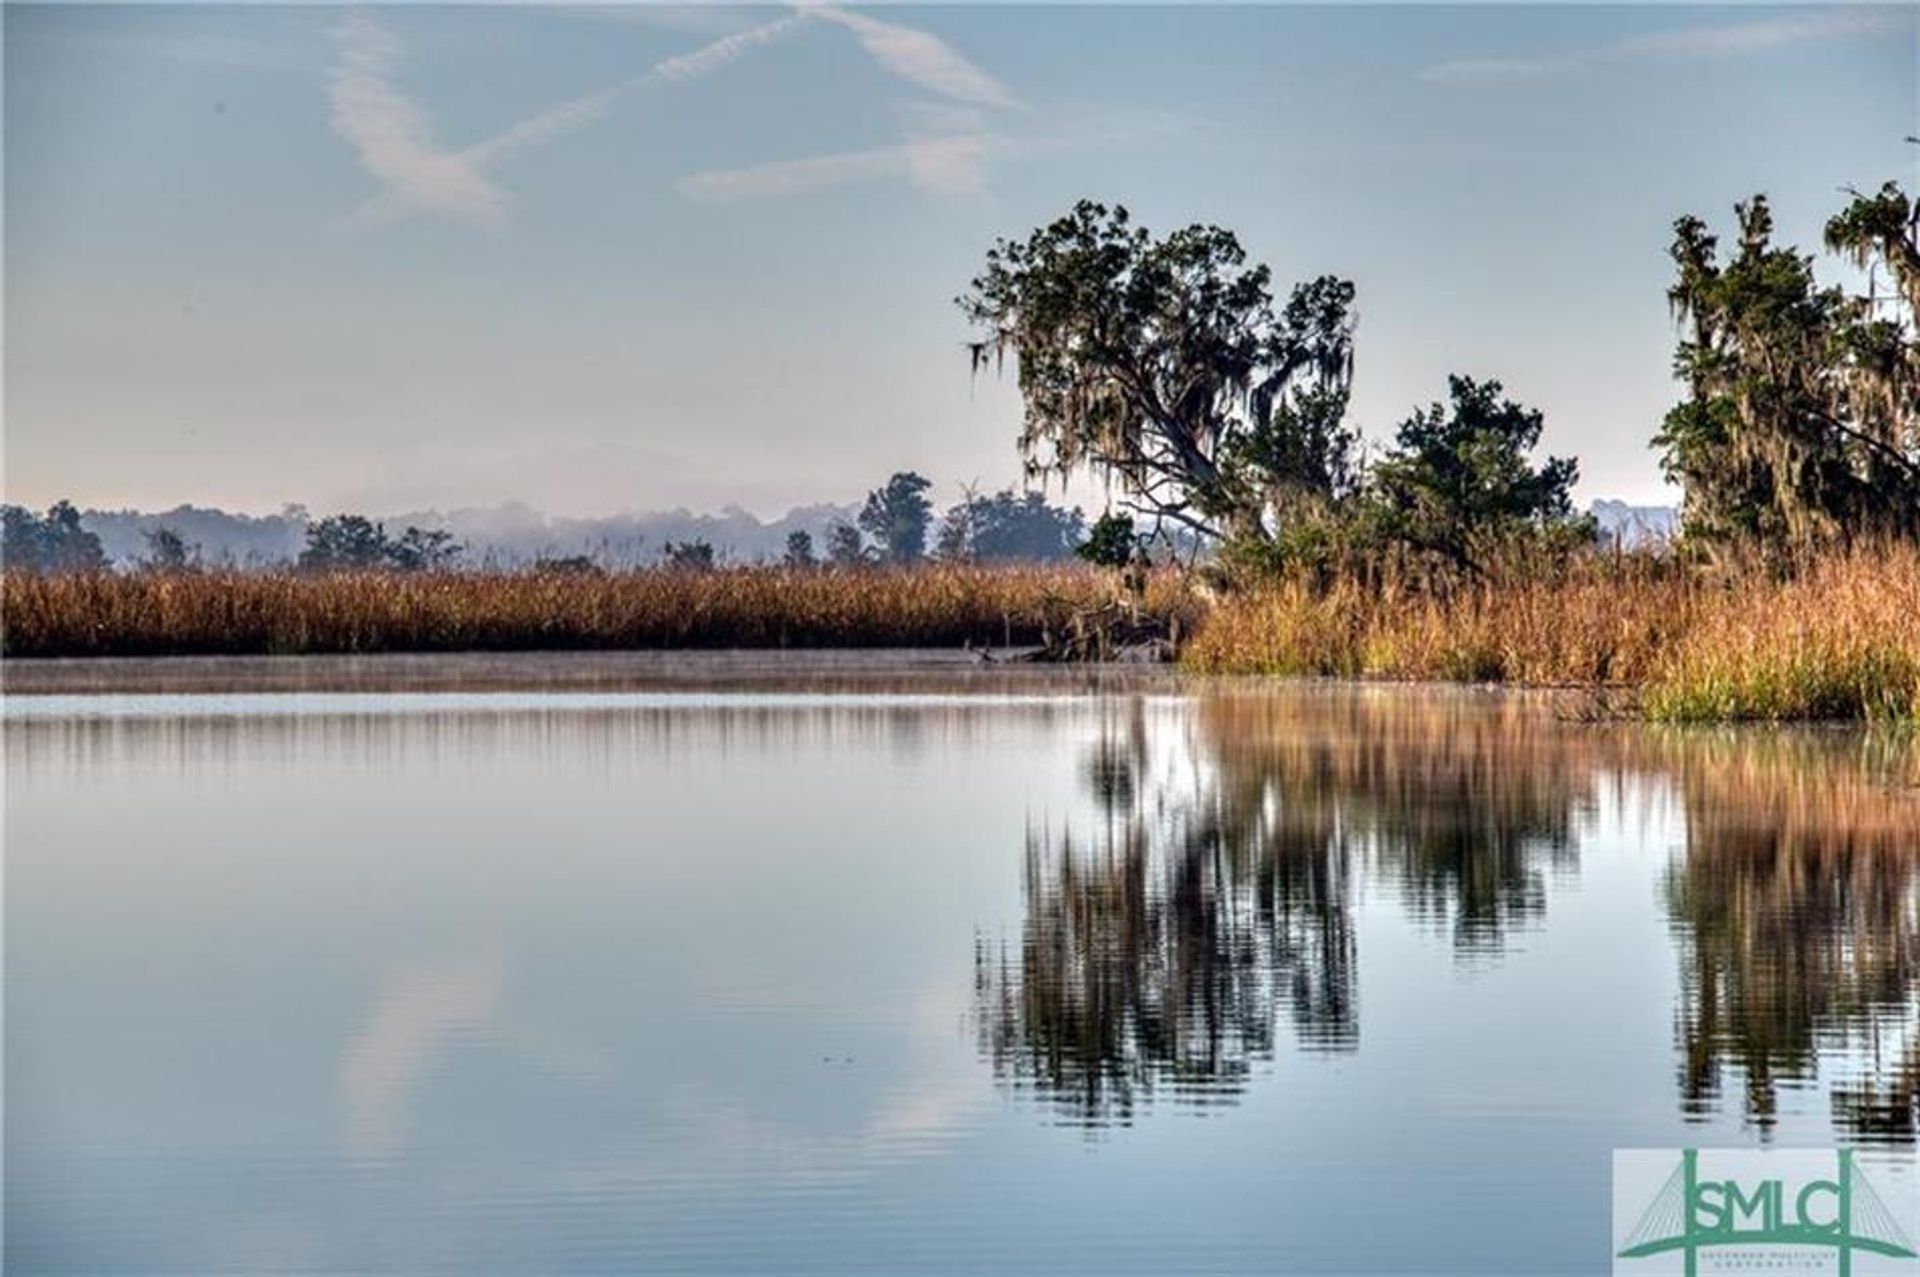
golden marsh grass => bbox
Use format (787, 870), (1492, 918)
(1183, 545), (1920, 722)
(6, 548), (1916, 722)
(1, 564), (1200, 659)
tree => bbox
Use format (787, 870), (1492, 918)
(388, 526), (462, 572)
(825, 521), (868, 567)
(1368, 376), (1583, 574)
(783, 530), (817, 569)
(0, 505), (40, 570)
(938, 488), (1085, 562)
(1076, 511), (1137, 568)
(1657, 190), (1920, 555)
(935, 507), (974, 562)
(960, 201), (1357, 549)
(857, 471), (934, 564)
(662, 539), (716, 571)
(1, 500), (108, 573)
(141, 526), (199, 573)
(298, 515), (392, 571)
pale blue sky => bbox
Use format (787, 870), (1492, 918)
(6, 4), (1915, 516)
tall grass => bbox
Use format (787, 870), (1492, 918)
(0, 564), (1200, 659)
(1639, 551), (1920, 723)
(8, 549), (1916, 722)
(1183, 545), (1920, 722)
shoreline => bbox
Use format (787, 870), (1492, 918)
(4, 550), (1916, 724)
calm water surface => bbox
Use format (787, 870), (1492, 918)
(6, 653), (1918, 1272)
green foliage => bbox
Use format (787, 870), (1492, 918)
(662, 539), (717, 571)
(825, 521), (869, 568)
(389, 526), (462, 572)
(938, 488), (1085, 562)
(858, 471), (934, 563)
(1657, 188), (1920, 556)
(298, 515), (393, 571)
(1221, 383), (1359, 517)
(1075, 511), (1137, 567)
(1, 500), (109, 573)
(141, 526), (199, 574)
(961, 201), (1355, 546)
(783, 530), (817, 569)
(1367, 376), (1585, 574)
(297, 515), (463, 572)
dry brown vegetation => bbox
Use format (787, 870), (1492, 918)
(1183, 545), (1920, 722)
(0, 564), (1201, 659)
(6, 548), (1916, 723)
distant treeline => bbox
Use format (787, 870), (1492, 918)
(1, 489), (1670, 578)
(0, 479), (1131, 575)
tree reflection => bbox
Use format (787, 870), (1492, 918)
(975, 688), (1920, 1135)
(1664, 733), (1920, 1141)
(974, 689), (1588, 1125)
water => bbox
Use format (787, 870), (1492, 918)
(5, 654), (1918, 1272)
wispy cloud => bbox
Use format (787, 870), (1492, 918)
(678, 108), (1183, 204)
(329, 15), (511, 226)
(331, 5), (1030, 222)
(677, 6), (1040, 204)
(1420, 7), (1904, 84)
(806, 4), (1021, 110)
(655, 12), (810, 85)
(679, 142), (922, 202)
(330, 12), (805, 227)
(464, 13), (805, 171)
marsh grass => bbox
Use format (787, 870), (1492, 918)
(7, 549), (1915, 722)
(1184, 546), (1920, 722)
(0, 564), (1201, 659)
(1639, 552), (1920, 723)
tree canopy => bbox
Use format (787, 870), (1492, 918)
(825, 521), (868, 567)
(857, 471), (935, 564)
(961, 201), (1356, 547)
(936, 488), (1085, 562)
(783, 530), (817, 569)
(1, 501), (107, 573)
(1369, 377), (1582, 574)
(1657, 187), (1920, 555)
(141, 526), (199, 573)
(298, 515), (463, 572)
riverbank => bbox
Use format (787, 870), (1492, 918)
(5, 549), (1916, 722)
(0, 564), (1201, 660)
(1184, 546), (1920, 723)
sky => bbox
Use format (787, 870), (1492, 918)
(5, 3), (1916, 518)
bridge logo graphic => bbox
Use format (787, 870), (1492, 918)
(1615, 1148), (1919, 1275)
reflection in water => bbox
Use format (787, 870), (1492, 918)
(1664, 734), (1920, 1142)
(977, 688), (1920, 1133)
(340, 959), (503, 1160)
(9, 664), (1920, 1271)
(975, 691), (1583, 1125)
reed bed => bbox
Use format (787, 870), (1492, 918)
(1183, 545), (1920, 723)
(7, 549), (1915, 722)
(0, 564), (1201, 659)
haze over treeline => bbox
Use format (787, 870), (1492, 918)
(66, 501), (859, 570)
(43, 495), (1676, 570)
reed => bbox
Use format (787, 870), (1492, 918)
(1183, 545), (1920, 722)
(0, 564), (1200, 659)
(7, 548), (1915, 722)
